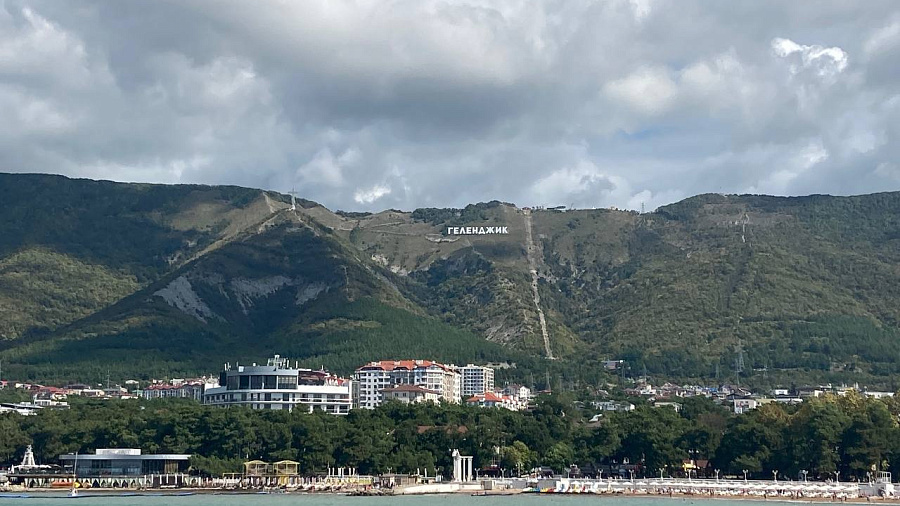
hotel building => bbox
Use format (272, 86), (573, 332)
(203, 355), (352, 415)
(353, 360), (461, 409)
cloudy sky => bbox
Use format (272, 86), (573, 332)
(2, 1), (899, 211)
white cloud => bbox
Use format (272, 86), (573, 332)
(771, 37), (848, 78)
(296, 149), (346, 188)
(0, 1), (898, 212)
(354, 184), (392, 204)
(604, 66), (678, 116)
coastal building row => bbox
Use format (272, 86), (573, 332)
(195, 356), (529, 414)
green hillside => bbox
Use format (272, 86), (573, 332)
(2, 173), (900, 388)
(0, 206), (529, 382)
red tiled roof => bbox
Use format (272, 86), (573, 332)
(146, 384), (180, 390)
(467, 392), (505, 403)
(358, 360), (456, 373)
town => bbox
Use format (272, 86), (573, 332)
(1, 355), (893, 416)
(2, 355), (899, 497)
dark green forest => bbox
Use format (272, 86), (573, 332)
(3, 393), (899, 480)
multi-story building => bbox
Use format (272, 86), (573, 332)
(354, 360), (461, 409)
(459, 364), (494, 398)
(203, 355), (352, 415)
(140, 382), (205, 401)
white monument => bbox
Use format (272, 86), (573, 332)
(451, 449), (474, 482)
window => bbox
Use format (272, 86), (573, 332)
(277, 375), (297, 390)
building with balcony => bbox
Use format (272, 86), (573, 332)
(202, 355), (352, 415)
(353, 360), (461, 409)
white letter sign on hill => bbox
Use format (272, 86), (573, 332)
(446, 226), (509, 235)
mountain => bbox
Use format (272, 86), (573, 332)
(2, 173), (900, 387)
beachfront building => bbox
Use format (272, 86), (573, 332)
(458, 364), (494, 397)
(203, 355), (352, 415)
(60, 449), (190, 477)
(353, 360), (461, 409)
(56, 449), (191, 488)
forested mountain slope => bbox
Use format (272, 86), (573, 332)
(2, 173), (900, 386)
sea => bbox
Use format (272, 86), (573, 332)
(0, 495), (818, 506)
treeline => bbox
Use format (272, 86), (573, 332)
(3, 393), (900, 480)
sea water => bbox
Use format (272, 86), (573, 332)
(0, 495), (825, 506)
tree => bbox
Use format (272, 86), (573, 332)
(543, 442), (575, 473)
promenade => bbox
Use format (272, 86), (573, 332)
(525, 477), (881, 499)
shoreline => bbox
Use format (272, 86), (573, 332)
(6, 484), (900, 504)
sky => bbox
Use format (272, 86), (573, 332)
(1, 1), (899, 212)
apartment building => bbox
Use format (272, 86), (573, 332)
(353, 359), (461, 409)
(458, 364), (494, 398)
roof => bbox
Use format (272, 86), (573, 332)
(467, 392), (506, 403)
(358, 360), (457, 374)
(60, 453), (190, 461)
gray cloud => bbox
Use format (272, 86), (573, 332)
(1, 0), (899, 211)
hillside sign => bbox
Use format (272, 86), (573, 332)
(446, 226), (509, 235)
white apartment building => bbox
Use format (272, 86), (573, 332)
(354, 360), (461, 409)
(459, 364), (494, 398)
(203, 355), (352, 415)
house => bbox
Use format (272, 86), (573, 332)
(466, 392), (521, 410)
(733, 398), (757, 414)
(592, 400), (635, 412)
(653, 401), (682, 412)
